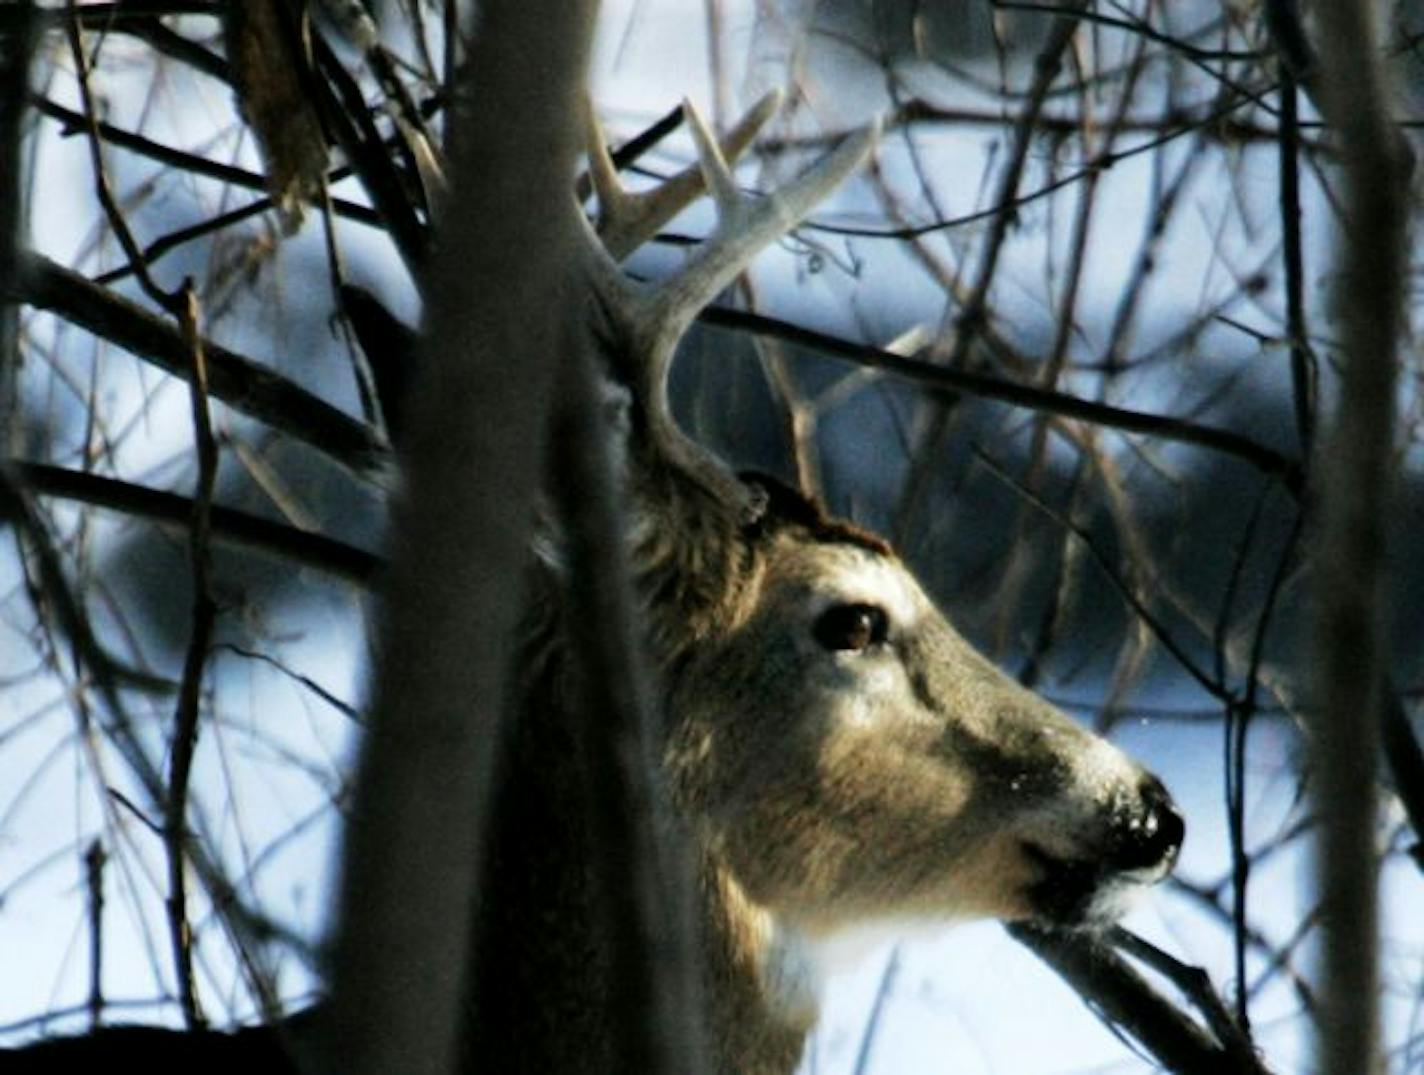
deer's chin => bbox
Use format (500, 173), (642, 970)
(1018, 843), (1161, 929)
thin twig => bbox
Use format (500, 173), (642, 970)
(310, 32), (428, 270)
(993, 0), (1264, 63)
(13, 253), (386, 471)
(797, 86), (1280, 245)
(896, 1), (1089, 541)
(66, 8), (174, 310)
(164, 284), (219, 1030)
(1, 469), (283, 1023)
(1265, 0), (1316, 455)
(30, 94), (381, 226)
(974, 448), (1228, 699)
(698, 306), (1304, 496)
(850, 948), (900, 1075)
(13, 461), (381, 585)
(84, 839), (106, 1032)
(1229, 502), (1306, 1033)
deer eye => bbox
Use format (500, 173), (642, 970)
(813, 603), (889, 652)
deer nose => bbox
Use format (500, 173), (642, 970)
(1112, 775), (1185, 872)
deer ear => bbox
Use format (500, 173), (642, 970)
(737, 471), (893, 556)
(738, 472), (825, 540)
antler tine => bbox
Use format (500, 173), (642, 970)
(634, 104), (879, 373)
(681, 98), (743, 216)
(590, 89), (783, 261)
(585, 95), (636, 233)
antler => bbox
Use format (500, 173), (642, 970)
(582, 97), (878, 506)
(586, 90), (784, 261)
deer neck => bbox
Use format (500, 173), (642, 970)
(700, 850), (820, 1075)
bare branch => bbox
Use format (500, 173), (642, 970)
(164, 285), (220, 1030)
(1309, 5), (1411, 1073)
(12, 462), (380, 586)
(12, 253), (386, 471)
(0, 0), (35, 421)
(699, 306), (1304, 495)
(319, 3), (597, 1073)
(896, 0), (1088, 540)
(1010, 924), (1272, 1075)
(83, 840), (105, 1033)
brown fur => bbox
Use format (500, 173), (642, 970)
(460, 469), (1179, 1073)
(458, 100), (1179, 1073)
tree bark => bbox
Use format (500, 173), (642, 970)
(1308, 7), (1409, 1074)
(0, 0), (34, 420)
(319, 3), (598, 1074)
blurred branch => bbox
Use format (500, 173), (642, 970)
(699, 307), (1304, 496)
(1262, 0), (1317, 82)
(1309, 3), (1411, 1073)
(1110, 928), (1261, 1066)
(30, 95), (382, 228)
(83, 840), (105, 1032)
(0, 0), (34, 420)
(1382, 690), (1424, 871)
(12, 253), (386, 471)
(6, 3), (222, 30)
(319, 1), (596, 1072)
(897, 1), (1088, 538)
(164, 285), (218, 1030)
(115, 15), (230, 85)
(1010, 924), (1271, 1074)
(12, 462), (381, 586)
(0, 1021), (305, 1072)
(1265, 1), (1317, 455)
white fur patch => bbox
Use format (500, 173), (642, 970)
(807, 547), (927, 631)
(764, 916), (961, 1018)
(761, 921), (820, 1022)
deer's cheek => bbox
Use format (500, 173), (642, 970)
(713, 741), (981, 914)
(920, 836), (1043, 922)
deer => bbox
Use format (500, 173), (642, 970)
(0, 95), (1183, 1075)
(455, 94), (1186, 1075)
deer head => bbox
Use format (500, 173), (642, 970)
(577, 95), (1184, 1065)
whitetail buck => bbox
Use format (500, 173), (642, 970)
(459, 96), (1185, 1075)
(0, 95), (1183, 1075)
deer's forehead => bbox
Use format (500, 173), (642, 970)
(762, 540), (927, 622)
